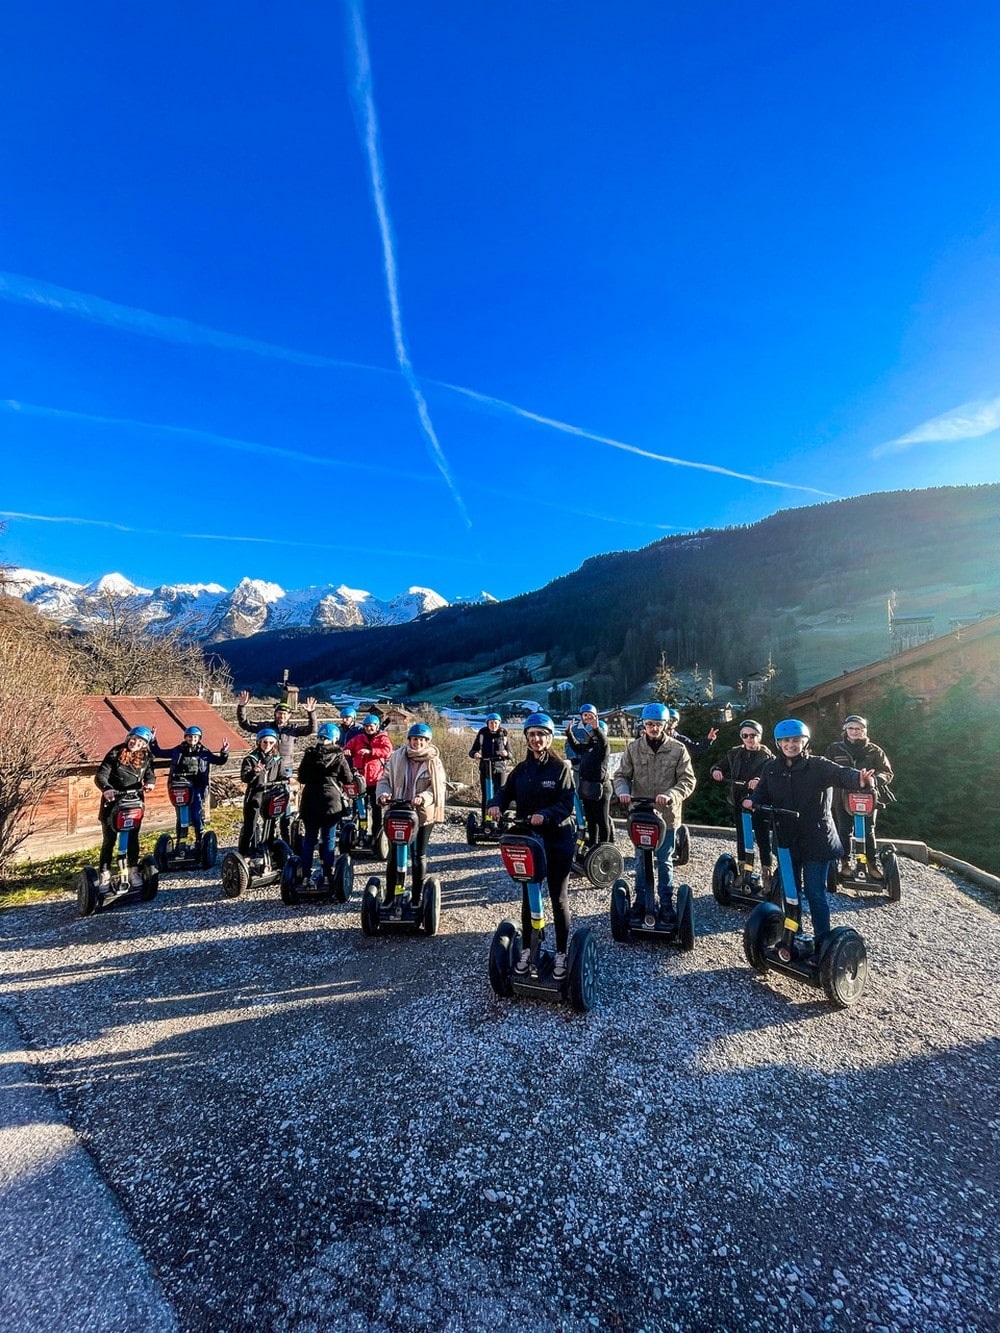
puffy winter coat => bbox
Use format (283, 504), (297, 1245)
(751, 753), (867, 862)
(297, 743), (354, 822)
(345, 730), (394, 787)
(824, 737), (894, 808)
(614, 735), (696, 830)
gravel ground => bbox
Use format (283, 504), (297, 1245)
(1, 820), (997, 1333)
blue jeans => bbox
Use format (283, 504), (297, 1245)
(634, 827), (676, 910)
(302, 818), (340, 874)
(792, 859), (832, 942)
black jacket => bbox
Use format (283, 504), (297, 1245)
(824, 737), (893, 807)
(712, 744), (775, 804)
(95, 746), (155, 816)
(576, 726), (610, 789)
(496, 751), (575, 830)
(469, 726), (512, 765)
(297, 744), (354, 821)
(151, 740), (227, 791)
(751, 753), (866, 862)
(240, 748), (283, 801)
(236, 704), (316, 771)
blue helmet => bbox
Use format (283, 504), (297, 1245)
(257, 727), (279, 743)
(523, 711), (554, 735)
(408, 722), (433, 740)
(128, 725), (153, 743)
(774, 718), (810, 741)
(184, 725), (202, 739)
(317, 722), (340, 743)
(486, 712), (502, 723)
(340, 706), (357, 720)
(580, 703), (598, 717)
(641, 703), (669, 722)
(363, 713), (381, 727)
(667, 708), (680, 722)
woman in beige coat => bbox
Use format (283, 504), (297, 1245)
(376, 722), (447, 910)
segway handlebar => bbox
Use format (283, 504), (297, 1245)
(751, 803), (799, 819)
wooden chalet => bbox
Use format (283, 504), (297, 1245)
(20, 696), (247, 862)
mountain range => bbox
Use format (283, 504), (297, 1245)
(3, 569), (495, 641)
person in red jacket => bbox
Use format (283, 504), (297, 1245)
(345, 714), (394, 840)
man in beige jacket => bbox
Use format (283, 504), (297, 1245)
(614, 703), (696, 924)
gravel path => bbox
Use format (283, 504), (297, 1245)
(1, 821), (997, 1332)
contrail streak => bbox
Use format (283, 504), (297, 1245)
(0, 510), (478, 564)
(344, 0), (471, 528)
(439, 382), (841, 498)
(0, 269), (385, 375)
(1, 399), (437, 484)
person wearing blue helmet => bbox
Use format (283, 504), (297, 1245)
(94, 726), (157, 887)
(346, 713), (394, 843)
(150, 724), (230, 853)
(614, 703), (696, 925)
(710, 719), (775, 886)
(338, 706), (364, 747)
(377, 722), (447, 910)
(573, 705), (613, 847)
(488, 712), (576, 979)
(238, 728), (284, 854)
(468, 713), (513, 819)
(748, 720), (876, 951)
(297, 722), (354, 880)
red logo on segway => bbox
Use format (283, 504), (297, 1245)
(500, 843), (536, 880)
(386, 814), (416, 843)
(847, 791), (875, 816)
(267, 792), (289, 818)
(168, 782), (191, 806)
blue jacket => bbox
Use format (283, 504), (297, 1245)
(496, 751), (575, 831)
(751, 752), (865, 862)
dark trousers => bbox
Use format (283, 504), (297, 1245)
(302, 814), (342, 873)
(99, 822), (139, 871)
(239, 794), (264, 855)
(521, 826), (574, 953)
(834, 807), (878, 863)
(386, 823), (433, 899)
(366, 785), (384, 839)
(581, 792), (611, 845)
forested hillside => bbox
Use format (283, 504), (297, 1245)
(214, 486), (1000, 701)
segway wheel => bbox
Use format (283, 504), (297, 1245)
(819, 927), (868, 1008)
(676, 884), (695, 953)
(712, 854), (738, 907)
(200, 830), (219, 869)
(466, 812), (478, 846)
(281, 857), (301, 906)
(154, 833), (173, 873)
(672, 824), (690, 868)
(138, 856), (159, 901)
(584, 841), (625, 890)
(78, 867), (99, 917)
(331, 853), (354, 904)
(339, 821), (357, 855)
(743, 901), (783, 973)
(488, 920), (519, 997)
(609, 880), (631, 942)
(567, 927), (598, 1013)
(361, 880), (381, 936)
(221, 852), (250, 899)
(373, 830), (390, 862)
(883, 848), (902, 903)
(422, 876), (441, 936)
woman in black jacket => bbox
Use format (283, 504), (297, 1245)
(489, 712), (575, 980)
(297, 722), (354, 880)
(574, 705), (613, 847)
(710, 719), (775, 882)
(749, 719), (874, 948)
(239, 729), (284, 854)
(94, 726), (156, 887)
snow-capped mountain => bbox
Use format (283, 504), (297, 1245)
(3, 569), (458, 642)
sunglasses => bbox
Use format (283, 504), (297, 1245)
(740, 732), (758, 739)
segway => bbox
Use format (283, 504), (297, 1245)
(360, 801), (441, 936)
(220, 782), (292, 898)
(338, 778), (390, 861)
(466, 761), (504, 845)
(743, 804), (868, 1009)
(153, 777), (219, 874)
(488, 822), (598, 1012)
(712, 780), (781, 909)
(609, 799), (694, 950)
(569, 790), (624, 889)
(78, 792), (158, 916)
(828, 788), (901, 902)
(280, 831), (354, 907)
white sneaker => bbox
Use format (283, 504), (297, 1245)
(514, 948), (531, 974)
(98, 869), (112, 888)
(128, 867), (143, 889)
(552, 952), (568, 981)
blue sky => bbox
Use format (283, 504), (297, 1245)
(2, 0), (999, 601)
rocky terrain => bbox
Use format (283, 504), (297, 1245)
(0, 825), (996, 1332)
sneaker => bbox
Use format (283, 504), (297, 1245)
(794, 936), (816, 959)
(552, 952), (568, 981)
(98, 869), (112, 888)
(514, 948), (531, 975)
(127, 867), (143, 889)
